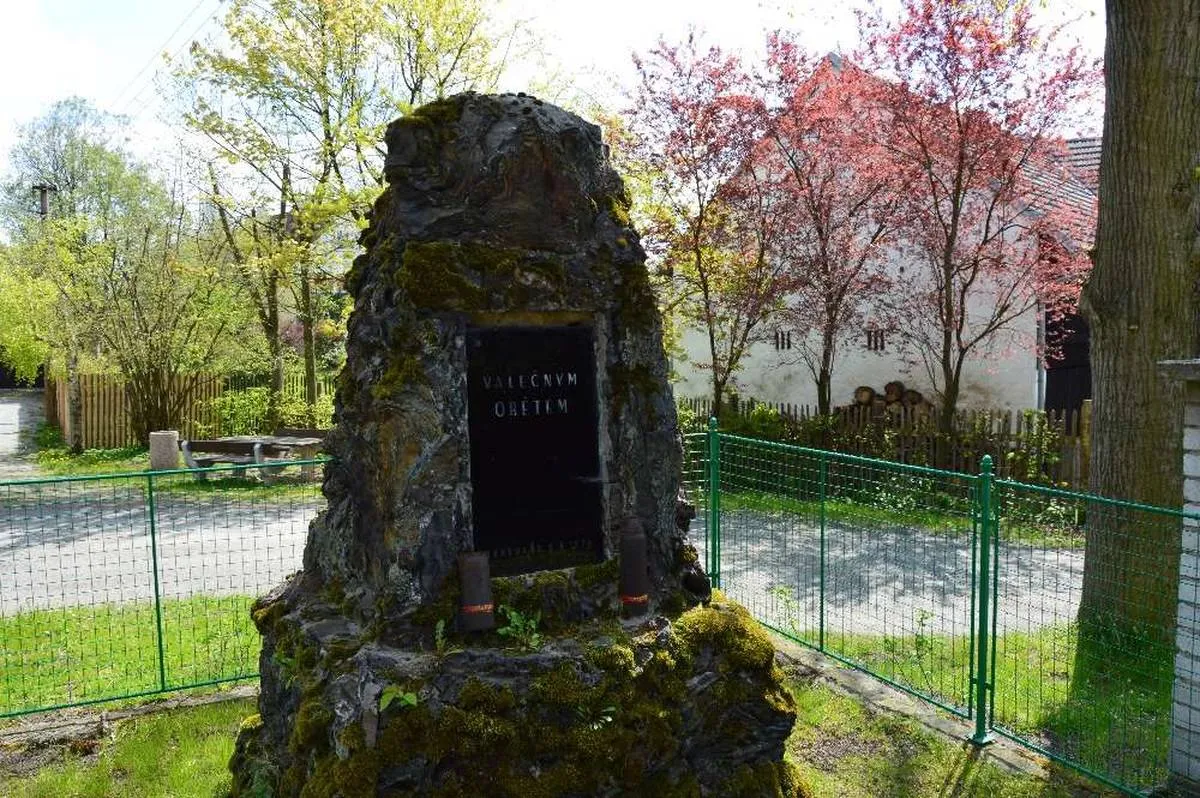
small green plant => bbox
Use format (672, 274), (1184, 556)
(379, 685), (420, 711)
(574, 703), (617, 731)
(433, 618), (461, 658)
(881, 609), (937, 693)
(497, 605), (542, 651)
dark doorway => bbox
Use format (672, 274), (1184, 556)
(1045, 314), (1090, 414)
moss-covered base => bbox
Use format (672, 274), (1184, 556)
(230, 595), (805, 797)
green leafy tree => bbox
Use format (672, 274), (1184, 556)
(0, 245), (53, 383)
(3, 102), (256, 444)
(179, 0), (526, 424)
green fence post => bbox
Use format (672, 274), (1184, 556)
(707, 416), (721, 590)
(818, 451), (828, 652)
(971, 455), (995, 746)
(146, 472), (168, 692)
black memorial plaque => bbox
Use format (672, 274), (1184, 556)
(466, 325), (604, 575)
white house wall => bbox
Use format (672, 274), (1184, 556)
(671, 297), (1041, 411)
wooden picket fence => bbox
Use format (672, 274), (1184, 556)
(682, 396), (1093, 490)
(44, 372), (336, 450)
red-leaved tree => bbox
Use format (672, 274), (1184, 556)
(757, 37), (900, 416)
(861, 0), (1099, 434)
(627, 32), (790, 419)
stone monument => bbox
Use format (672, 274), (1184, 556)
(229, 92), (802, 797)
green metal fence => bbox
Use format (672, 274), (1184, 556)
(682, 423), (1191, 796)
(1, 427), (1188, 793)
(0, 460), (327, 718)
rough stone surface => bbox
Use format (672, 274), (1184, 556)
(229, 93), (799, 797)
(148, 430), (180, 471)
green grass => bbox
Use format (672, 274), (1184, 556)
(33, 445), (152, 477)
(721, 489), (1086, 549)
(151, 473), (324, 501)
(0, 590), (1162, 793)
(771, 607), (1172, 793)
(0, 698), (251, 798)
(0, 677), (1118, 798)
(785, 679), (1117, 797)
(0, 596), (260, 718)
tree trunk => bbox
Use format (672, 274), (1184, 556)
(817, 367), (831, 417)
(711, 375), (724, 422)
(938, 365), (960, 435)
(299, 260), (318, 427)
(817, 330), (835, 417)
(266, 268), (283, 433)
(66, 345), (83, 454)
(1076, 0), (1200, 661)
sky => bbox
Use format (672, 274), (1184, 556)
(0, 0), (1105, 191)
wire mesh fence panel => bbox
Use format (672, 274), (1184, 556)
(0, 462), (326, 718)
(817, 450), (978, 716)
(714, 434), (977, 716)
(992, 481), (1184, 792)
(151, 464), (321, 692)
(680, 432), (709, 567)
(0, 475), (160, 715)
(714, 435), (824, 646)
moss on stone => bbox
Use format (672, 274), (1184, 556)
(587, 641), (635, 675)
(410, 568), (461, 629)
(490, 559), (619, 634)
(573, 555), (619, 590)
(529, 661), (588, 708)
(658, 589), (689, 617)
(720, 760), (808, 797)
(675, 596), (777, 672)
(395, 240), (567, 313)
(396, 241), (487, 311)
(290, 697), (334, 754)
(251, 598), (287, 634)
(603, 192), (632, 229)
(239, 607), (803, 798)
(407, 96), (464, 130)
(456, 677), (517, 714)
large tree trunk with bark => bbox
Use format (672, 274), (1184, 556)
(1077, 0), (1200, 658)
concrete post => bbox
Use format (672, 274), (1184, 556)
(148, 430), (180, 471)
(1158, 361), (1200, 795)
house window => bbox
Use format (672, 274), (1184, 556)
(774, 329), (792, 351)
(866, 329), (886, 351)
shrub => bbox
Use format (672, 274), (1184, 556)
(203, 388), (334, 436)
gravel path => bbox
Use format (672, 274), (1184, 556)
(694, 508), (1084, 638)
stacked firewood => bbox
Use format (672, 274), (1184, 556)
(849, 381), (934, 418)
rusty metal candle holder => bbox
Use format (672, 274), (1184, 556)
(458, 551), (495, 632)
(619, 518), (650, 616)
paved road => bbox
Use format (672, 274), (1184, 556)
(694, 508), (1083, 638)
(0, 465), (1081, 639)
(0, 390), (42, 480)
(0, 390), (317, 615)
(0, 484), (318, 616)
